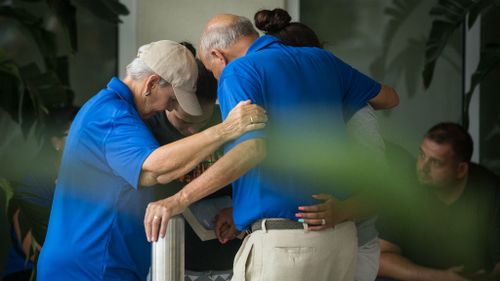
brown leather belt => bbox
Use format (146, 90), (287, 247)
(250, 218), (304, 233)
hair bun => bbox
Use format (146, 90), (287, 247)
(254, 8), (292, 33)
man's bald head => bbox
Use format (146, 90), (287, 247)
(199, 14), (258, 60)
(204, 14), (240, 32)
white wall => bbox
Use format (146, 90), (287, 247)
(119, 0), (285, 77)
(465, 16), (481, 162)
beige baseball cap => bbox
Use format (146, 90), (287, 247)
(137, 40), (202, 116)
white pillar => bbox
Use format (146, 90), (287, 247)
(286, 0), (300, 21)
(464, 15), (481, 162)
(118, 0), (137, 78)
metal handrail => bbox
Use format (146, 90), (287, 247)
(151, 216), (185, 281)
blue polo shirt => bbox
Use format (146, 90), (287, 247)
(37, 78), (159, 281)
(218, 35), (381, 231)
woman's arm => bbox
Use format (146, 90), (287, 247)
(139, 100), (267, 186)
(369, 85), (399, 110)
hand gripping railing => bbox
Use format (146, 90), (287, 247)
(151, 215), (185, 281)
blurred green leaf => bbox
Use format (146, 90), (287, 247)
(463, 44), (500, 129)
(468, 0), (495, 28)
(394, 38), (426, 98)
(17, 63), (71, 137)
(0, 0), (127, 138)
(0, 6), (58, 59)
(0, 178), (13, 204)
(0, 49), (23, 123)
(422, 21), (456, 88)
(370, 0), (419, 80)
(0, 6), (41, 25)
(100, 0), (129, 16)
(47, 0), (78, 52)
(422, 0), (496, 89)
(72, 0), (129, 23)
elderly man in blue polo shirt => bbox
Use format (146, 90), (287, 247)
(144, 15), (398, 281)
(36, 40), (267, 281)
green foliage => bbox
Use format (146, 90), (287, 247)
(370, 0), (420, 83)
(0, 2), (128, 275)
(0, 0), (128, 137)
(463, 44), (500, 128)
(376, 0), (500, 129)
(73, 0), (129, 23)
(0, 178), (13, 205)
(0, 49), (23, 122)
(423, 0), (500, 130)
(422, 0), (497, 89)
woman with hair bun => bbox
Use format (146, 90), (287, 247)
(252, 8), (394, 281)
(254, 8), (321, 47)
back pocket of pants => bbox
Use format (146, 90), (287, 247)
(265, 247), (315, 281)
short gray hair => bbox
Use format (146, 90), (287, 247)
(126, 44), (170, 87)
(200, 16), (258, 58)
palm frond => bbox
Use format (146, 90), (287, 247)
(370, 0), (420, 80)
(422, 0), (495, 88)
(72, 0), (129, 23)
(463, 44), (500, 129)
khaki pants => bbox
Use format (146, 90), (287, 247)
(232, 221), (357, 281)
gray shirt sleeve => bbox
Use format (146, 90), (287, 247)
(346, 105), (385, 246)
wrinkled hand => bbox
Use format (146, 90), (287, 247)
(144, 194), (188, 242)
(295, 194), (344, 231)
(221, 100), (267, 141)
(214, 207), (238, 244)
